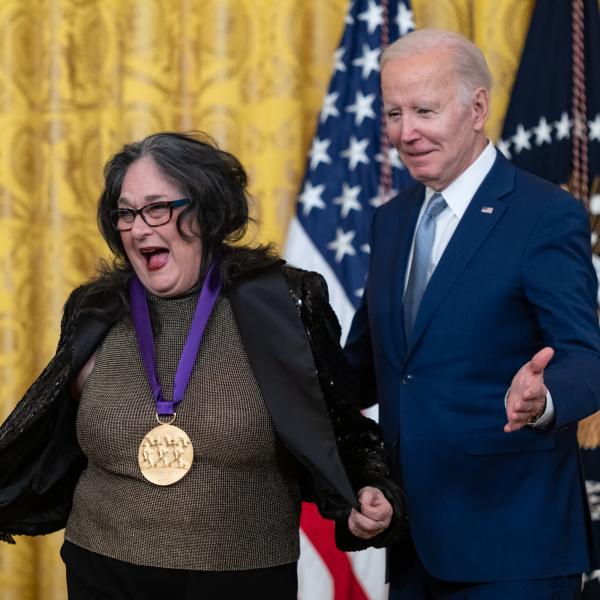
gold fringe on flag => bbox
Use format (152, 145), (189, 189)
(578, 412), (600, 449)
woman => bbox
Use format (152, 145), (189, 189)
(0, 132), (405, 599)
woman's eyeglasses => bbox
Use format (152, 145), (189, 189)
(109, 199), (191, 232)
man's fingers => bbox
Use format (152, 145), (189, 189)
(504, 421), (523, 433)
(507, 401), (542, 422)
(529, 347), (554, 374)
(358, 487), (377, 508)
(351, 510), (376, 529)
(358, 486), (386, 519)
(505, 393), (546, 433)
(510, 401), (528, 413)
(506, 409), (527, 425)
(354, 487), (393, 537)
(348, 508), (387, 539)
(504, 410), (535, 432)
(512, 395), (543, 412)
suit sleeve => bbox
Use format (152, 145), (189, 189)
(522, 194), (600, 427)
(297, 271), (407, 549)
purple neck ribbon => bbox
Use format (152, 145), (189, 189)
(130, 261), (222, 417)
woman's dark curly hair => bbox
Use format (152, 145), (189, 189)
(99, 131), (276, 273)
(82, 131), (279, 320)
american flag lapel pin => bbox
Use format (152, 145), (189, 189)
(481, 206), (494, 214)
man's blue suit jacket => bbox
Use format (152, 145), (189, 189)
(345, 151), (600, 582)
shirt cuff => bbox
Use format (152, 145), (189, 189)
(530, 389), (554, 428)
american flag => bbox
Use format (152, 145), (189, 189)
(285, 1), (415, 598)
(286, 0), (414, 342)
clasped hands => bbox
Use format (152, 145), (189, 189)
(348, 486), (393, 539)
(504, 346), (554, 433)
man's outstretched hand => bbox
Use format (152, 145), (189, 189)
(504, 347), (554, 433)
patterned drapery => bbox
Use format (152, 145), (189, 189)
(0, 1), (533, 597)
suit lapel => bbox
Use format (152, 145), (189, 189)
(406, 153), (515, 356)
(228, 265), (358, 507)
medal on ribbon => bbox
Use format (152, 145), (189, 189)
(130, 261), (222, 486)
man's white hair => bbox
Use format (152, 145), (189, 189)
(381, 29), (492, 105)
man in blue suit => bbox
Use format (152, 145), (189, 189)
(345, 29), (600, 598)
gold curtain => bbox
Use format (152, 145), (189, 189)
(0, 1), (533, 598)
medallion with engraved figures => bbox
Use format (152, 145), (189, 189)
(138, 422), (194, 486)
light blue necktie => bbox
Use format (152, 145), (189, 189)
(403, 192), (447, 341)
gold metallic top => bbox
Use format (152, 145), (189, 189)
(65, 289), (301, 570)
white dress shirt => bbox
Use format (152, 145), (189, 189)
(403, 142), (554, 427)
(404, 142), (497, 290)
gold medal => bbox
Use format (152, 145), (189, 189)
(138, 419), (193, 486)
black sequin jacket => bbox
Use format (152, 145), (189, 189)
(0, 263), (406, 550)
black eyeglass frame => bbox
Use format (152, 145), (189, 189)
(109, 198), (191, 231)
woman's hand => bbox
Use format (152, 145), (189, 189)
(347, 486), (393, 539)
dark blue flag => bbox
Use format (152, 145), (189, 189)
(500, 0), (600, 594)
(499, 0), (600, 255)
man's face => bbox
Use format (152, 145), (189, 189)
(382, 49), (488, 191)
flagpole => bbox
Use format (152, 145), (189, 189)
(379, 0), (393, 199)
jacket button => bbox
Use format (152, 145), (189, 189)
(402, 374), (413, 385)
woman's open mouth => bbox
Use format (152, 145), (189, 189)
(140, 247), (169, 271)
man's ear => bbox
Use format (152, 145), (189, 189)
(472, 87), (489, 132)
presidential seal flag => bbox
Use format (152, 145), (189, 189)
(499, 0), (599, 275)
(285, 1), (415, 598)
(499, 0), (600, 596)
